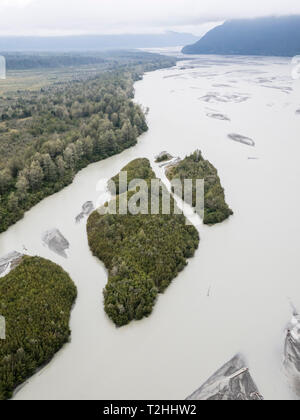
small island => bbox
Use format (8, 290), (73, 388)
(87, 158), (199, 327)
(155, 151), (173, 163)
(166, 150), (233, 225)
(42, 228), (70, 258)
(0, 256), (77, 400)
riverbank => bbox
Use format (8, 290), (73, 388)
(0, 54), (298, 400)
(166, 150), (233, 225)
(0, 53), (176, 234)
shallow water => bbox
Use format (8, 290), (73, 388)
(1, 55), (300, 400)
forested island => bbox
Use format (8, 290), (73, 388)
(0, 52), (176, 233)
(166, 151), (233, 225)
(87, 159), (200, 327)
(0, 256), (77, 400)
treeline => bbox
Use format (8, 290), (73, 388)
(166, 150), (233, 225)
(87, 159), (199, 327)
(1, 51), (176, 71)
(0, 53), (176, 233)
(4, 54), (105, 70)
(0, 256), (77, 400)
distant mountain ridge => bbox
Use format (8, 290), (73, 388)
(182, 16), (300, 57)
(0, 32), (198, 52)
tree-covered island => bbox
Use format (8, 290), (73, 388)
(166, 150), (233, 225)
(0, 256), (77, 400)
(87, 158), (200, 327)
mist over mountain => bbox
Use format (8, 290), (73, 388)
(182, 16), (300, 56)
(0, 32), (198, 52)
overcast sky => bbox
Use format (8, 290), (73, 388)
(0, 0), (300, 36)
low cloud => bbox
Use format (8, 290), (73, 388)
(0, 0), (300, 36)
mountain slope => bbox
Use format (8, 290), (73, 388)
(0, 32), (198, 52)
(182, 16), (300, 57)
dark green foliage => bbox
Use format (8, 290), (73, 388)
(0, 52), (176, 234)
(2, 51), (176, 72)
(87, 159), (199, 327)
(155, 153), (172, 163)
(166, 151), (233, 225)
(0, 256), (77, 400)
(109, 157), (155, 194)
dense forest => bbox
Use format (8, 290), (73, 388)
(2, 51), (176, 71)
(0, 256), (77, 400)
(87, 158), (199, 327)
(4, 53), (105, 70)
(166, 151), (233, 225)
(0, 52), (176, 233)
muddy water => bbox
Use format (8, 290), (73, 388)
(2, 55), (300, 400)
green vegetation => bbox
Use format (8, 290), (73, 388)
(4, 53), (105, 70)
(166, 150), (233, 225)
(0, 52), (176, 233)
(3, 51), (176, 72)
(155, 153), (172, 163)
(0, 256), (77, 400)
(87, 159), (199, 327)
(0, 51), (176, 94)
